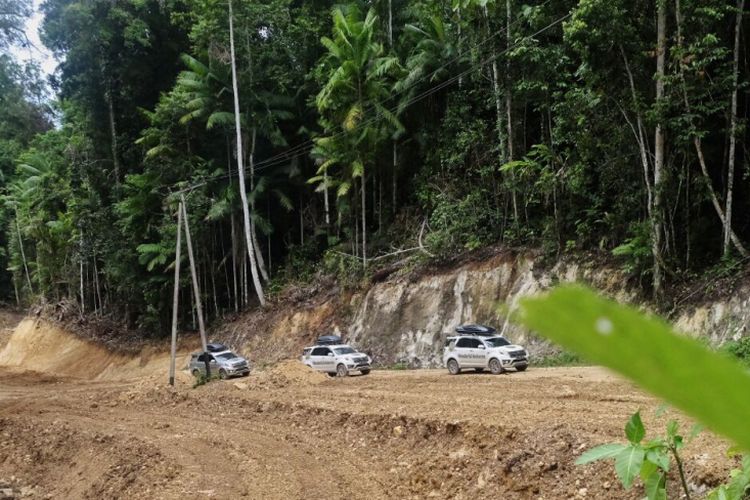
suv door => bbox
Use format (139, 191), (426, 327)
(309, 347), (332, 372)
(318, 347), (335, 372)
(207, 354), (219, 375)
(457, 337), (486, 367)
(454, 337), (475, 367)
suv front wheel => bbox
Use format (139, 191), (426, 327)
(489, 358), (504, 375)
(336, 364), (348, 377)
(447, 359), (460, 375)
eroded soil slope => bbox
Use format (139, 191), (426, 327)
(0, 365), (735, 499)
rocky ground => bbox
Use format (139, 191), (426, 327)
(0, 365), (736, 499)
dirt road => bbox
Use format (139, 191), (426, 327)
(0, 364), (735, 499)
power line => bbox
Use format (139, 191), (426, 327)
(243, 0), (557, 172)
(169, 8), (573, 197)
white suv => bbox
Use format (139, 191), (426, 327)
(302, 344), (371, 377)
(443, 335), (528, 375)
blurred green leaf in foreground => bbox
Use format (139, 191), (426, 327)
(517, 285), (750, 452)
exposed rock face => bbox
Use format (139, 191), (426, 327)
(224, 250), (750, 368)
(674, 290), (750, 343)
(345, 252), (641, 367)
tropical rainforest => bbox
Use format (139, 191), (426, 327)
(0, 0), (747, 332)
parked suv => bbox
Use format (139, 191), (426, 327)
(443, 327), (528, 375)
(188, 349), (250, 379)
(302, 344), (371, 377)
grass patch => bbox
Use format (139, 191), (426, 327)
(192, 373), (219, 388)
(721, 337), (750, 367)
(385, 362), (409, 370)
(534, 351), (586, 367)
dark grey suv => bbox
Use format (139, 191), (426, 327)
(188, 349), (250, 379)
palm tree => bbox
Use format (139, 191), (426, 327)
(313, 5), (402, 268)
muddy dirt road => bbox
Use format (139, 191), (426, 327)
(0, 364), (735, 499)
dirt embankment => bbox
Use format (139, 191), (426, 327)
(0, 318), (198, 381)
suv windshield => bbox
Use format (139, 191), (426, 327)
(484, 337), (511, 348)
(217, 352), (238, 359)
(334, 347), (356, 355)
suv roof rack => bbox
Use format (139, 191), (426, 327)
(316, 335), (343, 345)
(454, 324), (497, 336)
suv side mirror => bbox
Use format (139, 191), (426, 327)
(327, 352), (334, 357)
(477, 344), (486, 350)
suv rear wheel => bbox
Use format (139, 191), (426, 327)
(191, 369), (200, 378)
(447, 359), (460, 375)
(489, 358), (503, 375)
(336, 364), (348, 377)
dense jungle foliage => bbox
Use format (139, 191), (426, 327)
(0, 0), (748, 332)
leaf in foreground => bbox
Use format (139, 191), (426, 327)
(518, 285), (750, 452)
(615, 444), (644, 489)
(575, 443), (627, 465)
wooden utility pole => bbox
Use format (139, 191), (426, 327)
(180, 195), (211, 377)
(169, 202), (183, 386)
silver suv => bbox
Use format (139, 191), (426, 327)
(302, 344), (371, 377)
(188, 349), (250, 379)
(443, 335), (528, 375)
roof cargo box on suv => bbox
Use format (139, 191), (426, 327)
(454, 324), (497, 336)
(206, 342), (229, 352)
(316, 335), (343, 345)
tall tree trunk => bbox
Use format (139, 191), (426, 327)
(354, 182), (359, 258)
(485, 5), (512, 219)
(299, 194), (305, 245)
(79, 232), (85, 313)
(392, 142), (397, 210)
(323, 170), (331, 227)
(105, 84), (120, 185)
(361, 169), (367, 268)
(15, 209), (33, 295)
(249, 127), (269, 282)
(652, 0), (667, 299)
(267, 198), (272, 275)
(674, 0), (749, 257)
(227, 138), (239, 312)
(93, 254), (102, 315)
(210, 229), (219, 316)
(621, 46), (654, 219)
(505, 0), (518, 223)
(725, 0), (745, 256)
(230, 213), (239, 311)
(457, 4), (463, 89)
(220, 225), (231, 309)
(229, 0), (265, 307)
(387, 0), (393, 47)
(378, 169), (383, 229)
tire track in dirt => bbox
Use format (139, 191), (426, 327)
(0, 366), (737, 499)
